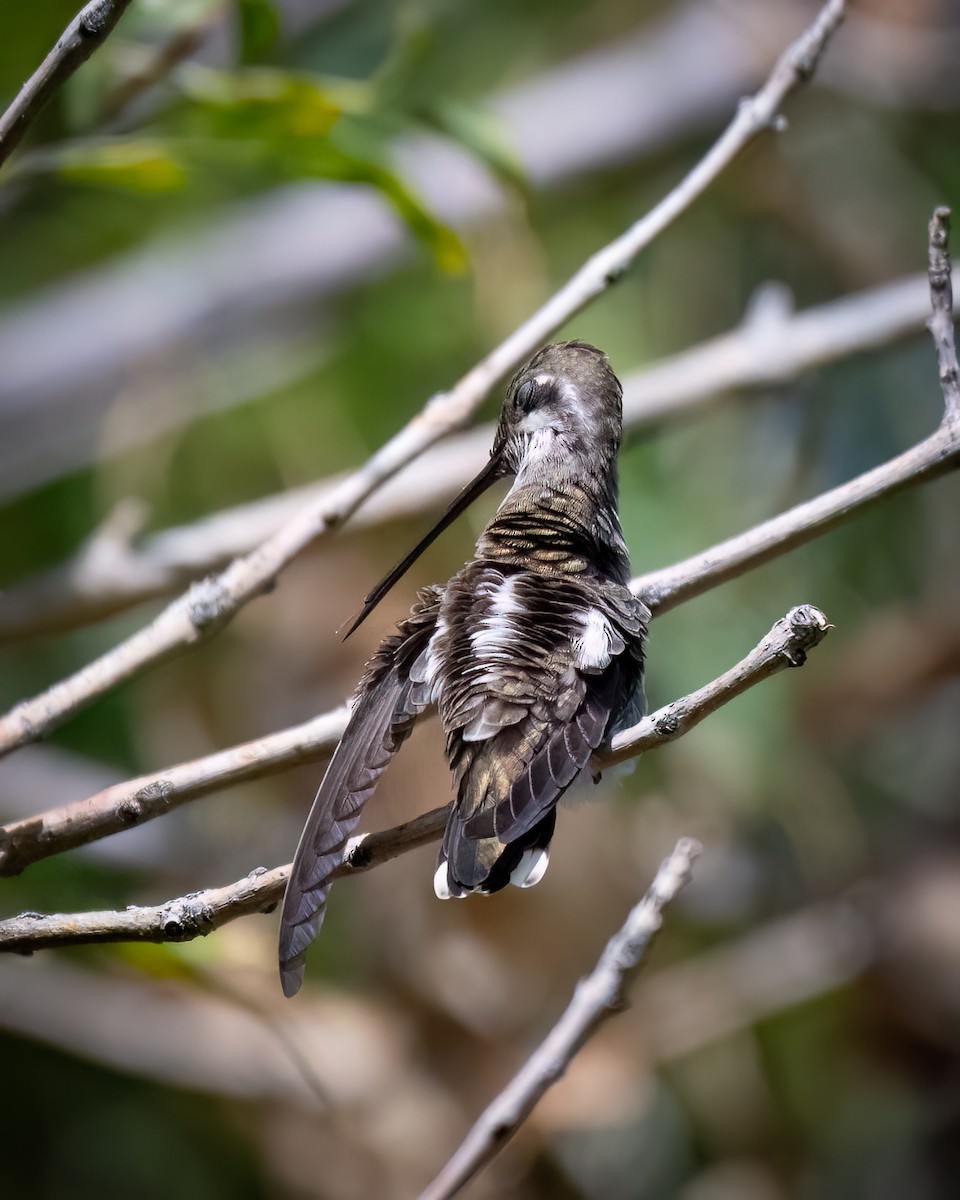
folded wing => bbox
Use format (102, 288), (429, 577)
(278, 587), (442, 997)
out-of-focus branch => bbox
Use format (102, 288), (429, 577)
(0, 606), (826, 937)
(0, 896), (875, 1124)
(927, 206), (960, 425)
(96, 3), (226, 125)
(1, 261), (949, 643)
(0, 0), (846, 759)
(418, 838), (702, 1200)
(0, 0), (134, 168)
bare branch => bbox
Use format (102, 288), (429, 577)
(0, 606), (826, 946)
(0, 806), (449, 953)
(638, 420), (960, 615)
(0, 0), (845, 758)
(0, 707), (350, 877)
(0, 600), (827, 877)
(927, 206), (960, 424)
(1, 261), (948, 643)
(0, 0), (134, 169)
(606, 604), (830, 763)
(418, 838), (702, 1200)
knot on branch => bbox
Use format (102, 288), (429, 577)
(120, 779), (173, 824)
(785, 0), (845, 83)
(79, 1), (113, 38)
(158, 897), (216, 940)
(780, 604), (830, 666)
(928, 207), (952, 288)
(186, 577), (232, 636)
(654, 708), (681, 737)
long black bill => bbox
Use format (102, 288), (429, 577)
(340, 449), (507, 640)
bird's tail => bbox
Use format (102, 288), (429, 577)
(434, 807), (556, 899)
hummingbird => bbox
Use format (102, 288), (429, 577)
(278, 342), (649, 996)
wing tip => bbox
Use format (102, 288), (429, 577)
(279, 955), (306, 998)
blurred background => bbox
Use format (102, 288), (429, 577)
(2, 1), (960, 1197)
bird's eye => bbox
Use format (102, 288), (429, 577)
(514, 380), (536, 413)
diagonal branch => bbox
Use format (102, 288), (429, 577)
(1, 258), (951, 644)
(0, 707), (351, 876)
(0, 0), (846, 759)
(638, 418), (960, 615)
(0, 0), (135, 169)
(417, 838), (702, 1200)
(0, 605), (827, 952)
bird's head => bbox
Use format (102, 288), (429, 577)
(493, 341), (623, 476)
(342, 341), (622, 638)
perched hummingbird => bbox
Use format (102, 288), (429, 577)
(279, 342), (649, 996)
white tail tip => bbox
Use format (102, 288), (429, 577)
(510, 847), (550, 889)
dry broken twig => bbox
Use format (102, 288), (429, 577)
(0, 0), (135, 168)
(418, 838), (702, 1200)
(0, 0), (846, 758)
(0, 605), (828, 950)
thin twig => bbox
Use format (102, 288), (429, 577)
(927, 206), (960, 424)
(2, 260), (951, 643)
(607, 604), (830, 761)
(0, 0), (845, 758)
(97, 4), (225, 125)
(418, 838), (702, 1200)
(0, 606), (826, 948)
(0, 0), (135, 168)
(0, 803), (449, 954)
(0, 707), (350, 876)
(638, 419), (960, 614)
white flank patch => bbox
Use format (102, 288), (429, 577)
(470, 577), (522, 661)
(510, 847), (550, 889)
(574, 608), (612, 670)
(461, 711), (504, 742)
(491, 575), (522, 616)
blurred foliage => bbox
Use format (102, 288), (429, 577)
(1, 1), (960, 1199)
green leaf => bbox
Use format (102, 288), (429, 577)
(175, 67), (342, 139)
(57, 141), (188, 192)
